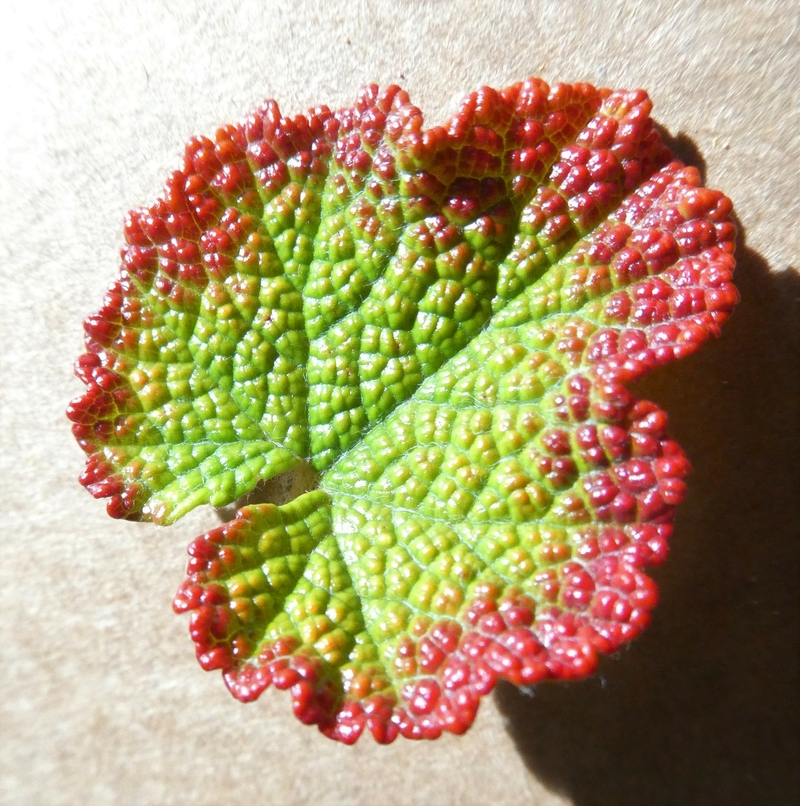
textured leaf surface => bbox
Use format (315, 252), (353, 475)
(69, 79), (738, 742)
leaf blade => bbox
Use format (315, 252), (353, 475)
(70, 79), (738, 742)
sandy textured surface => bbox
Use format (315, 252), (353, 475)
(1, 1), (797, 804)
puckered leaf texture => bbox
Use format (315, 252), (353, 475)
(68, 79), (737, 743)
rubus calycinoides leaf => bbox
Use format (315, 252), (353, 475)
(68, 79), (738, 743)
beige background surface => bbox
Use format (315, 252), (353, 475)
(1, 1), (798, 804)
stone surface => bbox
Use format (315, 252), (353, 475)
(1, 1), (797, 804)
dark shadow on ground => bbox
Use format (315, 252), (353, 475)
(496, 142), (800, 806)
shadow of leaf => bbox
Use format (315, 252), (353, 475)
(496, 201), (800, 805)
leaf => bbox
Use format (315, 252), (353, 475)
(68, 79), (738, 743)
